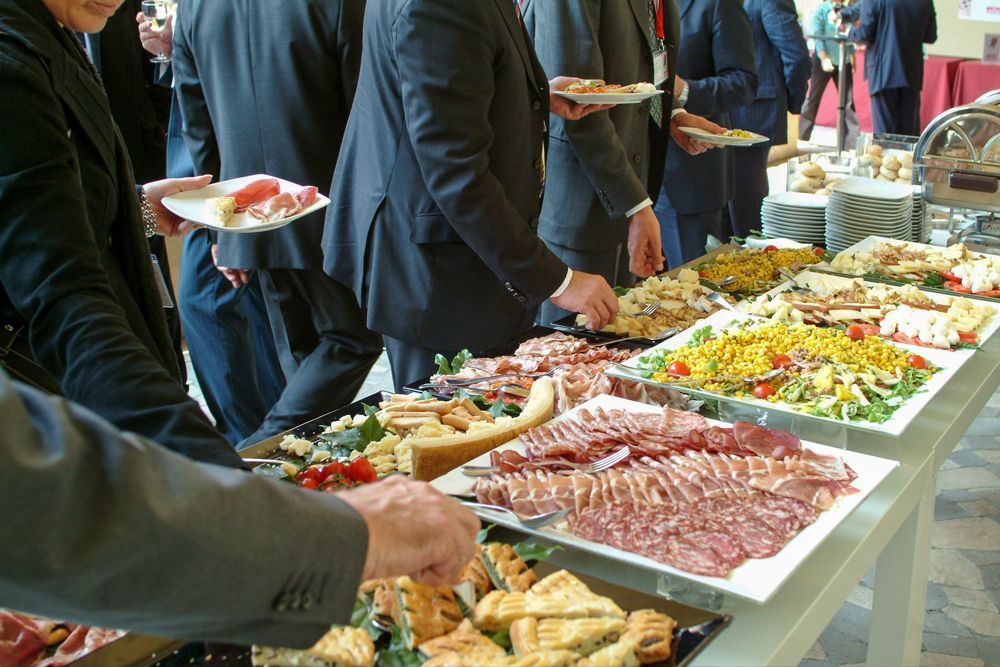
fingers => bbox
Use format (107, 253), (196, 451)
(171, 174), (214, 193)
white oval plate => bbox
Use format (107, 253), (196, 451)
(554, 90), (663, 105)
(679, 126), (769, 146)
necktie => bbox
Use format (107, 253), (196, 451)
(647, 0), (663, 126)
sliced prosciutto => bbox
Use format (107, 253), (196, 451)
(247, 186), (318, 223)
(733, 421), (802, 459)
(227, 177), (281, 211)
(36, 626), (126, 667)
(0, 612), (46, 667)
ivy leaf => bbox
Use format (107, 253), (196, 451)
(476, 524), (496, 544)
(319, 428), (364, 453)
(434, 353), (452, 375)
(359, 411), (385, 446)
(451, 349), (472, 373)
(512, 541), (563, 565)
(488, 399), (507, 419)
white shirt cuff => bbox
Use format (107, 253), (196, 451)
(671, 107), (687, 120)
(625, 198), (653, 218)
(550, 268), (574, 299)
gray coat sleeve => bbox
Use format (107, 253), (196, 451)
(0, 373), (368, 649)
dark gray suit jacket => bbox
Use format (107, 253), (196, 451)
(848, 0), (936, 95)
(0, 371), (367, 647)
(526, 0), (680, 252)
(173, 0), (365, 270)
(323, 0), (566, 352)
(662, 0), (757, 215)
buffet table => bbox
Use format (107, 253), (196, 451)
(953, 59), (1000, 106)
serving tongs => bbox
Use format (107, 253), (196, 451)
(437, 365), (564, 387)
(460, 501), (570, 529)
(460, 447), (631, 477)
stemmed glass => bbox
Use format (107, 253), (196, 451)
(141, 0), (170, 64)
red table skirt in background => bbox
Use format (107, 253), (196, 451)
(813, 53), (967, 136)
(953, 59), (1000, 106)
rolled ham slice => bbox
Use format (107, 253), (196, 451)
(227, 177), (281, 211)
(246, 186), (318, 223)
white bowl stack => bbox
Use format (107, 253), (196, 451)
(825, 177), (914, 252)
(760, 192), (828, 246)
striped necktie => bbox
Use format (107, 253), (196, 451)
(647, 0), (663, 126)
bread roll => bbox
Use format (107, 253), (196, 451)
(879, 165), (899, 179)
(897, 167), (913, 182)
(790, 176), (823, 193)
(899, 152), (913, 168)
(798, 161), (826, 179)
(883, 155), (901, 171)
(876, 174), (893, 182)
(816, 188), (832, 196)
(869, 156), (883, 171)
(868, 144), (884, 157)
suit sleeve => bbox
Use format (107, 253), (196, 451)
(172, 1), (221, 179)
(532, 0), (649, 218)
(394, 0), (566, 306)
(0, 374), (367, 647)
(762, 0), (811, 113)
(924, 4), (937, 44)
(848, 0), (878, 44)
(337, 0), (366, 109)
(684, 0), (758, 117)
(0, 46), (240, 468)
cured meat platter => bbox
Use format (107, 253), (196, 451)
(432, 394), (898, 604)
(607, 308), (963, 436)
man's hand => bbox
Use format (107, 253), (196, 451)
(210, 243), (249, 289)
(673, 76), (687, 97)
(548, 77), (616, 121)
(550, 271), (619, 330)
(627, 206), (665, 277)
(670, 112), (725, 156)
(820, 57), (835, 73)
(135, 11), (173, 59)
(143, 174), (210, 236)
(339, 476), (480, 586)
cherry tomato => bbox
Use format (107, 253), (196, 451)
(845, 324), (866, 341)
(940, 271), (961, 283)
(667, 361), (691, 376)
(772, 354), (793, 369)
(944, 280), (972, 294)
(958, 331), (978, 344)
(297, 466), (323, 482)
(764, 245), (778, 253)
(907, 354), (927, 369)
(813, 247), (826, 256)
(299, 477), (319, 490)
(752, 382), (775, 399)
(346, 457), (377, 484)
(319, 461), (348, 480)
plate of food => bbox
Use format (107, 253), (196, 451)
(252, 540), (730, 667)
(695, 244), (829, 297)
(161, 174), (329, 233)
(678, 126), (768, 146)
(555, 80), (664, 104)
(740, 269), (1000, 353)
(822, 236), (1000, 301)
(433, 394), (898, 603)
(608, 309), (960, 436)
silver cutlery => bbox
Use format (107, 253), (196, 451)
(613, 326), (680, 345)
(460, 446), (631, 477)
(625, 300), (661, 318)
(460, 501), (570, 529)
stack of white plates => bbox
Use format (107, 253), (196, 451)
(911, 189), (932, 243)
(760, 192), (828, 245)
(825, 177), (914, 252)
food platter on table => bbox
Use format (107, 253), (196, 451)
(677, 127), (768, 147)
(432, 394), (898, 604)
(816, 235), (1000, 303)
(161, 174), (329, 233)
(607, 308), (962, 436)
(691, 242), (830, 297)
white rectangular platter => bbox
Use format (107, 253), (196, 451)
(432, 394), (899, 604)
(607, 307), (962, 436)
(751, 269), (1000, 352)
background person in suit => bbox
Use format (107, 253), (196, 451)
(173, 0), (384, 445)
(847, 0), (936, 136)
(324, 0), (620, 390)
(655, 0), (757, 266)
(527, 0), (729, 323)
(727, 0), (810, 239)
(138, 12), (286, 446)
(0, 371), (478, 647)
(799, 0), (859, 147)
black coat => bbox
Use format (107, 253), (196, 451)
(173, 0), (365, 270)
(0, 0), (240, 468)
(323, 0), (567, 352)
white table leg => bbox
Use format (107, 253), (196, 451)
(866, 479), (935, 666)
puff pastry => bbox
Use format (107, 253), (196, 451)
(418, 619), (506, 660)
(459, 546), (495, 599)
(621, 609), (677, 664)
(472, 590), (508, 631)
(500, 591), (626, 625)
(251, 626), (375, 667)
(509, 617), (626, 656)
(500, 650), (580, 667)
(480, 543), (538, 592)
(357, 578), (396, 623)
(528, 570), (592, 598)
(394, 576), (463, 648)
(423, 649), (514, 667)
(578, 639), (640, 667)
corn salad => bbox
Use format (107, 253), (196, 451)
(699, 247), (821, 294)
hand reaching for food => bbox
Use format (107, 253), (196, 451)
(627, 206), (665, 277)
(548, 76), (616, 120)
(551, 270), (620, 330)
(670, 112), (725, 155)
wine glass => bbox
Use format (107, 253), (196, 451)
(141, 0), (170, 64)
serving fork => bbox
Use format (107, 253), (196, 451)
(612, 326), (680, 345)
(625, 300), (661, 318)
(460, 446), (631, 478)
(430, 364), (565, 388)
(459, 501), (570, 529)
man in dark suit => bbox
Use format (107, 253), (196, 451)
(728, 0), (810, 239)
(324, 0), (621, 389)
(0, 371), (478, 647)
(848, 0), (936, 136)
(527, 0), (729, 322)
(656, 0), (757, 266)
(173, 0), (384, 444)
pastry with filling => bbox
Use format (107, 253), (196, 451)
(250, 626), (375, 667)
(529, 570), (593, 598)
(502, 650), (581, 667)
(472, 589), (507, 631)
(357, 579), (395, 625)
(499, 591), (626, 625)
(578, 639), (640, 667)
(394, 576), (463, 648)
(459, 546), (494, 599)
(418, 619), (506, 661)
(480, 543), (538, 592)
(621, 609), (677, 664)
(510, 617), (626, 656)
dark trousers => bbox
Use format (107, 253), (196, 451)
(384, 335), (458, 393)
(870, 87), (921, 136)
(537, 238), (631, 325)
(799, 58), (858, 147)
(655, 193), (726, 268)
(243, 269), (383, 444)
(178, 229), (285, 445)
(728, 145), (771, 240)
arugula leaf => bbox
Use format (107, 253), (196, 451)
(451, 350), (472, 374)
(382, 627), (424, 667)
(490, 629), (512, 650)
(923, 272), (946, 287)
(613, 286), (629, 298)
(476, 524), (496, 544)
(954, 341), (979, 350)
(513, 541), (563, 565)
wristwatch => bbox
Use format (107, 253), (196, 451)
(677, 81), (690, 106)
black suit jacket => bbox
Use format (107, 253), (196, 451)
(323, 0), (567, 352)
(526, 0), (681, 252)
(663, 0), (757, 214)
(173, 0), (365, 270)
(0, 0), (240, 468)
(848, 0), (936, 95)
